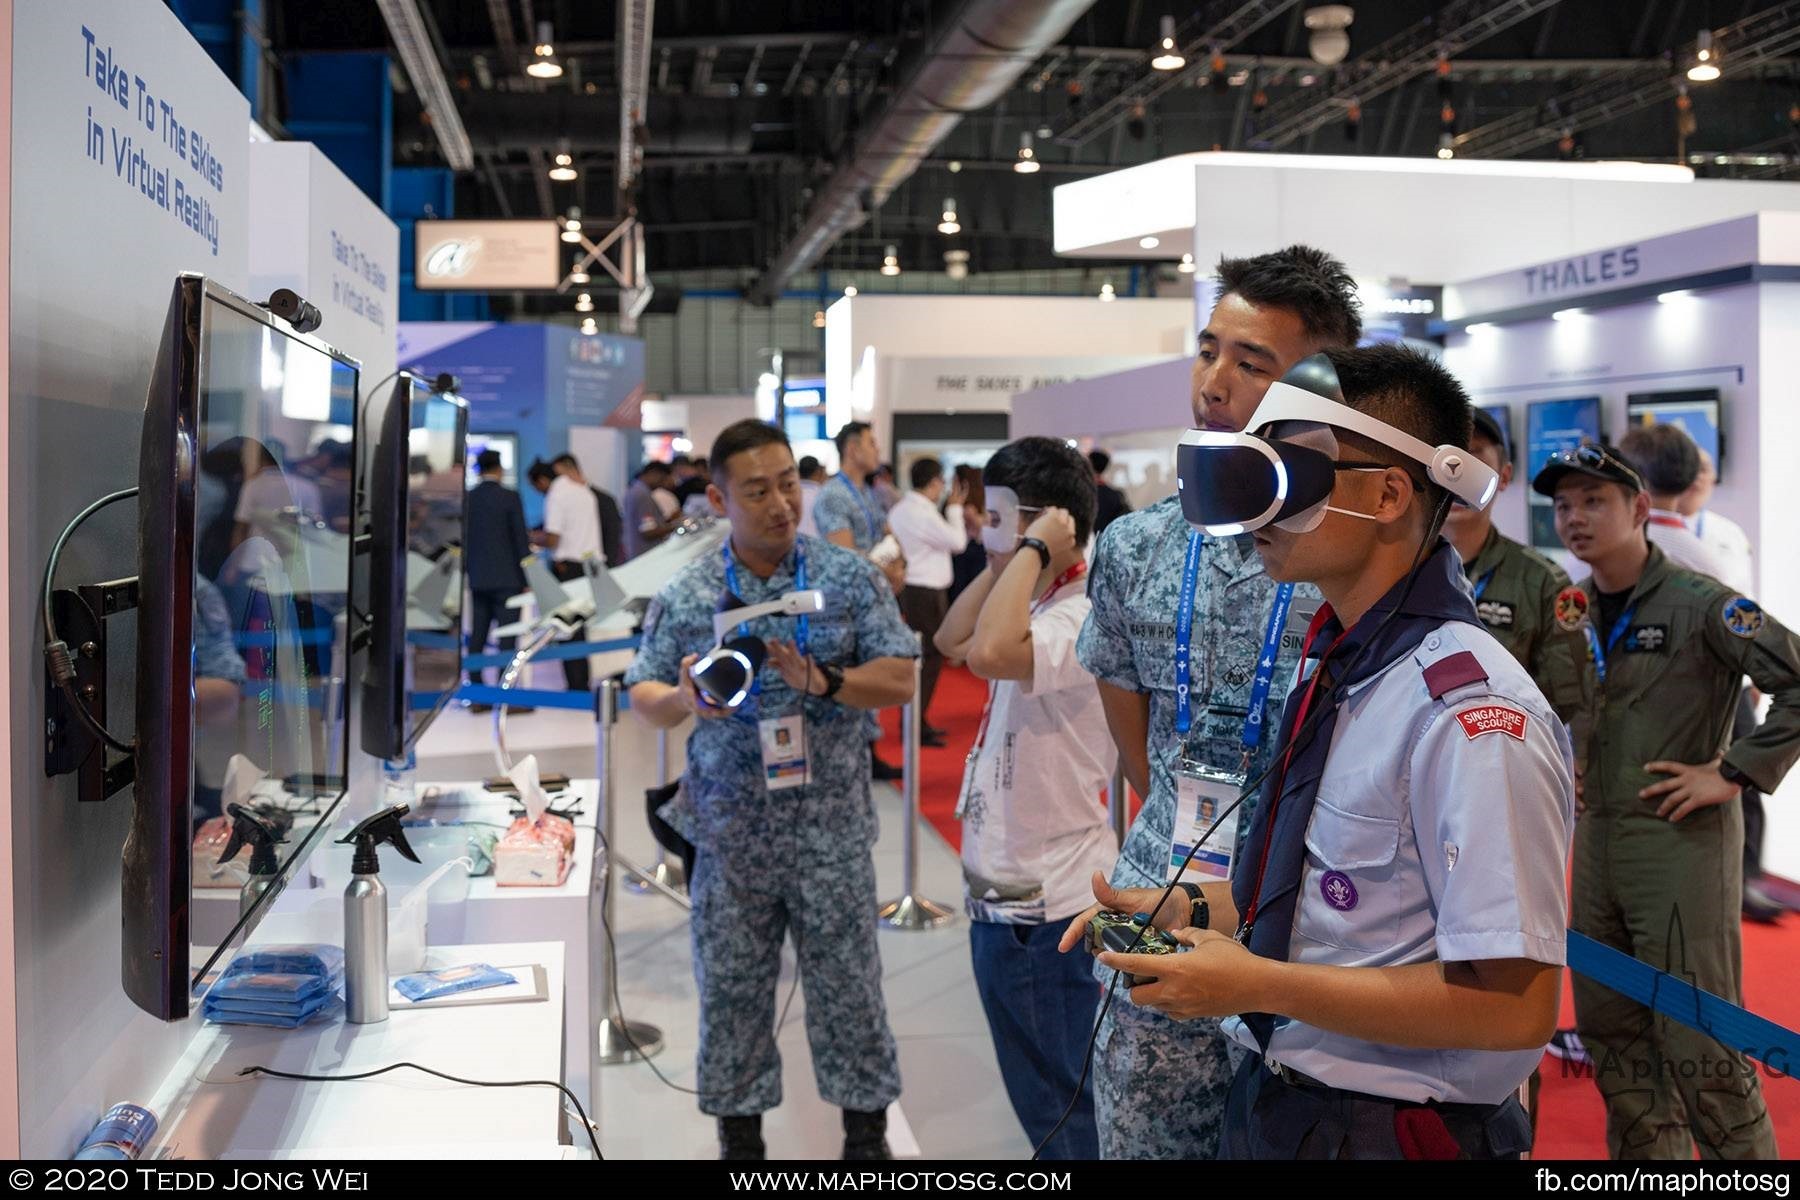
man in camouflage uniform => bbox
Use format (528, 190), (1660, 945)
(1539, 444), (1800, 1159)
(1442, 407), (1587, 720)
(1070, 246), (1362, 1159)
(626, 420), (919, 1161)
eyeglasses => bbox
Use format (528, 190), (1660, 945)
(1546, 444), (1644, 490)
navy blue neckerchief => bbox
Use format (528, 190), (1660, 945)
(1231, 539), (1482, 1052)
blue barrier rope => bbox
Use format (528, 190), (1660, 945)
(450, 683), (633, 712)
(462, 635), (642, 669)
(1567, 930), (1800, 1069)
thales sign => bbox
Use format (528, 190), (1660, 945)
(1522, 246), (1642, 296)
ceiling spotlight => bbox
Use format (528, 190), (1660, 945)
(1465, 322), (1497, 333)
(574, 292), (595, 313)
(1436, 131), (1455, 159)
(944, 249), (970, 281)
(843, 284), (858, 297)
(1139, 236), (1161, 250)
(880, 245), (901, 277)
(1178, 253), (1196, 274)
(561, 207), (583, 243)
(1098, 280), (1117, 303)
(938, 198), (961, 235)
(1552, 308), (1582, 322)
(579, 316), (598, 335)
(1304, 6), (1355, 67)
(948, 160), (963, 173)
(1658, 290), (1696, 304)
(549, 150), (577, 182)
(527, 21), (564, 79)
(1688, 29), (1722, 82)
(1152, 15), (1186, 71)
(1014, 131), (1041, 174)
(569, 266), (590, 285)
(812, 310), (827, 329)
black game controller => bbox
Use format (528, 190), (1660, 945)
(1086, 911), (1181, 987)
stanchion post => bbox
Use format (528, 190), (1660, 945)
(1109, 763), (1129, 848)
(878, 636), (954, 930)
(624, 724), (688, 896)
(592, 679), (664, 1072)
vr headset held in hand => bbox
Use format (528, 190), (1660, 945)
(1175, 353), (1499, 536)
(688, 588), (826, 710)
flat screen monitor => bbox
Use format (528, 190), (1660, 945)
(465, 431), (518, 489)
(1478, 404), (1514, 465)
(358, 373), (469, 761)
(1526, 396), (1602, 552)
(1626, 389), (1723, 482)
(130, 274), (360, 1019)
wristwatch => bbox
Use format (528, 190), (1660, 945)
(817, 661), (845, 699)
(1018, 536), (1052, 570)
(1175, 881), (1209, 931)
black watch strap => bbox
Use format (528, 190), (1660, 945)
(1018, 536), (1052, 569)
(1176, 881), (1209, 930)
(819, 661), (845, 699)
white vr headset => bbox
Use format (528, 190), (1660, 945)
(1175, 354), (1499, 537)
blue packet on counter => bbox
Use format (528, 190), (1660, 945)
(394, 963), (517, 1002)
(221, 944), (344, 981)
(209, 970), (337, 1005)
(204, 995), (342, 1029)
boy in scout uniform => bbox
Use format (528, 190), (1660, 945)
(1537, 443), (1800, 1160)
(1442, 408), (1587, 720)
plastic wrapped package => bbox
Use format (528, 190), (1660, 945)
(394, 963), (517, 1002)
(493, 813), (576, 887)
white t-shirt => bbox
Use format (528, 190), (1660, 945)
(1690, 508), (1755, 597)
(888, 490), (969, 589)
(543, 475), (603, 563)
(959, 582), (1118, 924)
(797, 480), (822, 539)
(1647, 508), (1729, 586)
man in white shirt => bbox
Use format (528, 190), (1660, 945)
(935, 436), (1116, 1159)
(530, 458), (604, 691)
(1618, 425), (1730, 583)
(1680, 448), (1756, 596)
(796, 456), (826, 539)
(889, 458), (969, 745)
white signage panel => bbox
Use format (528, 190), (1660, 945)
(415, 220), (562, 290)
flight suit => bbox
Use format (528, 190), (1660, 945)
(623, 534), (919, 1117)
(1463, 526), (1588, 722)
(1076, 497), (1316, 1158)
(1568, 544), (1800, 1159)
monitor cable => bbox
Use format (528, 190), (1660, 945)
(41, 486), (139, 755)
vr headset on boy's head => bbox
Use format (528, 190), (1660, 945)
(1174, 353), (1500, 537)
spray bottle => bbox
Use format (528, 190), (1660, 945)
(337, 805), (420, 1024)
(219, 803), (284, 919)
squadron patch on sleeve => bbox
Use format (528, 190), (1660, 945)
(1554, 586), (1590, 632)
(1722, 596), (1764, 640)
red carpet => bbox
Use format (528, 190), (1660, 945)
(878, 665), (1800, 1158)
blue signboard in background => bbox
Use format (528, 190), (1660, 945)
(1480, 404), (1514, 465)
(1526, 396), (1602, 551)
(1627, 389), (1723, 482)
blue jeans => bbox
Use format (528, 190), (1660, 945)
(969, 919), (1101, 1159)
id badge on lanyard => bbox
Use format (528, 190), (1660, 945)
(759, 714), (807, 792)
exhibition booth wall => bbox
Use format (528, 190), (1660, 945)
(0, 0), (253, 1156)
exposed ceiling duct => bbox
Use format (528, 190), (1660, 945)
(461, 94), (759, 157)
(745, 0), (1098, 305)
(375, 0), (474, 171)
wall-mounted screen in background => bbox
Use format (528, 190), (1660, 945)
(1479, 404), (1514, 465)
(1627, 389), (1723, 483)
(1526, 396), (1602, 553)
(130, 274), (360, 1020)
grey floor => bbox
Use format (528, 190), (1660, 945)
(415, 696), (1036, 1161)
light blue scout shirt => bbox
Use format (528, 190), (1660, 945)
(623, 533), (919, 856)
(812, 474), (886, 553)
(1223, 620), (1575, 1105)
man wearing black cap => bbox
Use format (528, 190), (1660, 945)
(1537, 444), (1800, 1159)
(466, 448), (531, 702)
(1441, 410), (1587, 721)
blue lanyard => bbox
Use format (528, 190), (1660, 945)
(722, 541), (810, 694)
(834, 473), (882, 541)
(1471, 567), (1498, 602)
(1173, 529), (1294, 752)
(1583, 600), (1636, 685)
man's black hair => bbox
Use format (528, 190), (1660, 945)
(1321, 344), (1473, 515)
(982, 436), (1098, 546)
(797, 454), (823, 480)
(834, 420), (872, 457)
(710, 419), (793, 489)
(553, 452), (580, 471)
(1087, 449), (1111, 474)
(1216, 244), (1363, 348)
(910, 457), (944, 491)
(636, 460), (672, 480)
(476, 449), (503, 474)
(671, 454), (694, 470)
(526, 459), (556, 486)
(1618, 423), (1700, 496)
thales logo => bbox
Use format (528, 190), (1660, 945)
(423, 239), (480, 278)
(569, 336), (625, 366)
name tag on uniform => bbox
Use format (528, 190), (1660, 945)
(759, 715), (808, 791)
(1624, 624), (1668, 653)
(1278, 599), (1323, 657)
(1170, 765), (1242, 885)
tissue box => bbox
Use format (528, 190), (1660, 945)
(192, 817), (247, 889)
(493, 814), (575, 887)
